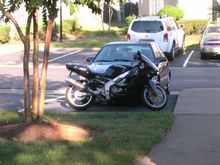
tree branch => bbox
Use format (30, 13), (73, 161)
(2, 10), (26, 43)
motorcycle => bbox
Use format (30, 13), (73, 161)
(65, 51), (168, 111)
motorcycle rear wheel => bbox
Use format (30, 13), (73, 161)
(142, 85), (168, 111)
(66, 86), (95, 111)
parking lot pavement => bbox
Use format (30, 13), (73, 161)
(0, 43), (23, 56)
(134, 88), (220, 165)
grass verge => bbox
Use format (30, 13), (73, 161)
(0, 110), (173, 165)
(52, 30), (126, 48)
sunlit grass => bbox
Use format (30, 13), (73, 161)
(0, 110), (173, 165)
(52, 30), (126, 48)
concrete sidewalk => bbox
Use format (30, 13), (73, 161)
(134, 88), (220, 165)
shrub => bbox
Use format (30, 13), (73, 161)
(178, 20), (209, 35)
(125, 15), (136, 27)
(0, 25), (10, 44)
(157, 5), (184, 20)
(62, 19), (82, 35)
(121, 15), (136, 35)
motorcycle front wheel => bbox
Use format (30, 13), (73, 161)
(66, 86), (95, 111)
(141, 85), (168, 111)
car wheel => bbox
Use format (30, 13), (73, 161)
(168, 44), (175, 61)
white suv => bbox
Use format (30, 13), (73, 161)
(127, 16), (185, 61)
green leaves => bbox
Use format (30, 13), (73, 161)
(157, 5), (184, 20)
(74, 0), (113, 14)
(8, 0), (23, 12)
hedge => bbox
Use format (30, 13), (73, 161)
(178, 20), (209, 35)
(0, 25), (10, 44)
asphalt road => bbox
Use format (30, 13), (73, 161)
(1, 47), (220, 113)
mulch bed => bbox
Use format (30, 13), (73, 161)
(0, 120), (91, 142)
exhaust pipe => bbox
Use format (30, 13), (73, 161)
(65, 78), (86, 90)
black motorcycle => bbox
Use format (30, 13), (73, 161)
(65, 51), (168, 111)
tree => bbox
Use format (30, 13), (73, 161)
(157, 5), (184, 20)
(213, 0), (220, 21)
(0, 0), (113, 123)
(106, 0), (126, 31)
(0, 0), (34, 123)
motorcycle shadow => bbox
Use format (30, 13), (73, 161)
(66, 95), (176, 112)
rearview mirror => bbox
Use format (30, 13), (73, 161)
(86, 57), (94, 63)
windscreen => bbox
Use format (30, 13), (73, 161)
(94, 44), (155, 62)
(131, 21), (163, 33)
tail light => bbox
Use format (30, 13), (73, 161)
(127, 33), (131, 40)
(163, 33), (168, 42)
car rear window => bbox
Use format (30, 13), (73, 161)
(131, 21), (163, 33)
(206, 26), (220, 35)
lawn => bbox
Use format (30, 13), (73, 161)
(0, 110), (173, 165)
(52, 30), (127, 48)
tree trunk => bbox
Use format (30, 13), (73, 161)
(37, 18), (54, 119)
(23, 13), (32, 123)
(108, 5), (113, 31)
(98, 0), (105, 31)
(32, 9), (39, 120)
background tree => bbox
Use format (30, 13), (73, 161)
(157, 5), (184, 20)
(106, 0), (126, 31)
(213, 0), (220, 21)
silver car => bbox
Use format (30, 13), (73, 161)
(200, 24), (220, 59)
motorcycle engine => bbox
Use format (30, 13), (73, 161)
(110, 85), (125, 96)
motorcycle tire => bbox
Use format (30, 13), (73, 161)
(66, 86), (95, 111)
(141, 85), (168, 111)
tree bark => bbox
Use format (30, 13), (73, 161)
(32, 9), (39, 120)
(37, 18), (54, 119)
(23, 13), (32, 123)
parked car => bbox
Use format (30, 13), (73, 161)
(87, 41), (171, 93)
(127, 16), (185, 61)
(200, 24), (220, 59)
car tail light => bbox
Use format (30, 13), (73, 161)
(127, 33), (131, 40)
(163, 33), (168, 42)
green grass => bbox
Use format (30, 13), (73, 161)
(0, 110), (173, 165)
(52, 30), (126, 48)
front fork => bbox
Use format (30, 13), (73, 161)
(148, 79), (159, 95)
